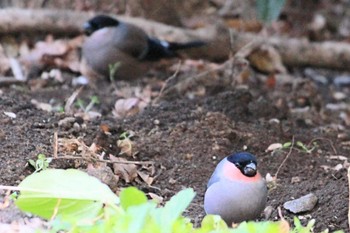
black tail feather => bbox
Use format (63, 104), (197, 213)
(141, 38), (205, 61)
(167, 41), (206, 51)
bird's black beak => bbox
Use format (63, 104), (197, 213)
(243, 162), (257, 177)
(83, 22), (94, 36)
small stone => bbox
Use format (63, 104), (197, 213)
(283, 193), (318, 214)
(169, 178), (176, 184)
(58, 117), (76, 128)
(291, 176), (301, 184)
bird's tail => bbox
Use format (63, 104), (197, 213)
(167, 41), (206, 51)
(142, 38), (205, 61)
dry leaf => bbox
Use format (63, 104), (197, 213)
(86, 164), (119, 191)
(117, 138), (134, 156)
(30, 99), (53, 112)
(141, 163), (156, 176)
(266, 143), (283, 152)
(148, 192), (164, 204)
(137, 170), (154, 185)
(110, 155), (138, 183)
(58, 138), (99, 160)
(278, 218), (290, 233)
(20, 35), (83, 73)
(112, 98), (142, 118)
(247, 44), (286, 74)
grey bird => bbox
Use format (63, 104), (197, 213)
(81, 15), (205, 81)
(204, 152), (267, 225)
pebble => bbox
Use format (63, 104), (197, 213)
(283, 193), (318, 214)
(333, 75), (350, 86)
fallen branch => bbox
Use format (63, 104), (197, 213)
(1, 9), (350, 69)
(54, 155), (154, 165)
(0, 77), (25, 86)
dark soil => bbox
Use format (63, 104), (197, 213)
(0, 63), (349, 231)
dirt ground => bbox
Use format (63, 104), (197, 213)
(0, 62), (349, 232)
(0, 1), (350, 232)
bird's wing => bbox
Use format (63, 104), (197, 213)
(207, 174), (221, 188)
(110, 23), (149, 59)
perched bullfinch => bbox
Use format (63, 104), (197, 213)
(81, 15), (205, 81)
(204, 152), (267, 225)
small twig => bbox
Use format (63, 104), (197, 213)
(53, 155), (154, 165)
(152, 60), (182, 104)
(274, 136), (295, 179)
(64, 86), (84, 114)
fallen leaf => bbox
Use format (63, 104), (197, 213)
(20, 35), (83, 73)
(117, 138), (134, 157)
(137, 170), (154, 185)
(266, 143), (283, 152)
(30, 99), (52, 112)
(247, 44), (286, 74)
(148, 192), (163, 204)
(110, 155), (138, 183)
(112, 98), (142, 118)
(85, 164), (119, 191)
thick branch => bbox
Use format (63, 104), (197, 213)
(1, 8), (350, 70)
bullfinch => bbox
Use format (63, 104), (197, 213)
(204, 152), (267, 224)
(81, 15), (205, 81)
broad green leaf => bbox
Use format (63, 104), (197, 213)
(120, 187), (147, 210)
(126, 203), (154, 233)
(15, 169), (118, 222)
(235, 221), (289, 233)
(155, 188), (195, 233)
(199, 215), (228, 232)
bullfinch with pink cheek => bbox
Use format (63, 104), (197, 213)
(204, 152), (267, 224)
(81, 15), (205, 81)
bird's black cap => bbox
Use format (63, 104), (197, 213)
(227, 152), (258, 177)
(83, 15), (119, 35)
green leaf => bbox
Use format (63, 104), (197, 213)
(126, 203), (154, 233)
(155, 188), (195, 233)
(199, 215), (228, 232)
(15, 169), (119, 223)
(235, 221), (287, 233)
(282, 142), (292, 148)
(256, 0), (286, 23)
(120, 187), (148, 210)
(28, 159), (36, 167)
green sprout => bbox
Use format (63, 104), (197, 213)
(75, 95), (100, 113)
(109, 62), (121, 83)
(291, 217), (315, 233)
(119, 131), (132, 140)
(28, 154), (52, 173)
(282, 141), (317, 154)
